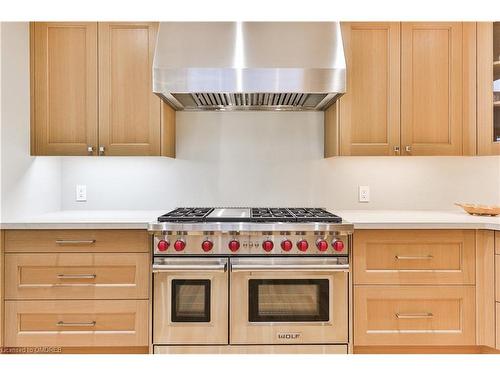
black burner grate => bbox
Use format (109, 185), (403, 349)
(158, 207), (342, 223)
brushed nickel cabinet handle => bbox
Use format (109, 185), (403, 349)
(57, 321), (96, 327)
(55, 240), (96, 245)
(87, 146), (94, 154)
(56, 274), (96, 279)
(99, 146), (105, 155)
(405, 145), (412, 153)
(395, 255), (433, 260)
(395, 312), (434, 319)
(393, 146), (400, 154)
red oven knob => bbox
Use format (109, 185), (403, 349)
(228, 240), (240, 252)
(280, 239), (293, 252)
(174, 239), (186, 252)
(157, 239), (169, 252)
(332, 240), (345, 252)
(201, 240), (213, 252)
(297, 240), (309, 252)
(262, 240), (274, 252)
(316, 239), (328, 252)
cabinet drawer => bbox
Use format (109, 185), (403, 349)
(5, 300), (148, 347)
(4, 230), (149, 253)
(496, 256), (500, 302)
(496, 232), (500, 255)
(354, 286), (475, 346)
(497, 304), (500, 351)
(353, 230), (475, 284)
(5, 253), (149, 300)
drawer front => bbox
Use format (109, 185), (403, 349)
(354, 286), (475, 346)
(497, 256), (500, 302)
(5, 300), (149, 347)
(5, 253), (149, 299)
(497, 304), (500, 350)
(496, 232), (500, 255)
(354, 230), (475, 284)
(5, 230), (149, 253)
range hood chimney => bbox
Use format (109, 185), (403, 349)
(153, 22), (346, 111)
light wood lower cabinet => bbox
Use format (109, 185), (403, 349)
(354, 230), (475, 284)
(4, 300), (148, 347)
(5, 253), (149, 300)
(4, 229), (149, 253)
(354, 286), (476, 346)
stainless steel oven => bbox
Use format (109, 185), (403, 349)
(229, 257), (348, 345)
(153, 258), (228, 345)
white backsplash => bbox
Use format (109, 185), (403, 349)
(60, 112), (500, 211)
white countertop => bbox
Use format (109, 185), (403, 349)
(1, 209), (500, 230)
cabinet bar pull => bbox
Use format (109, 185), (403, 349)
(56, 274), (96, 279)
(55, 239), (96, 245)
(395, 255), (433, 260)
(395, 312), (434, 319)
(56, 321), (96, 327)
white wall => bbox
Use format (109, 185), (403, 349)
(60, 111), (500, 211)
(0, 22), (61, 221)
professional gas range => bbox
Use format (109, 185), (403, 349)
(149, 207), (353, 256)
(148, 208), (354, 354)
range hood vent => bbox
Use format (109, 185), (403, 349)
(153, 22), (346, 112)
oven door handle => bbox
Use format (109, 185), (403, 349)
(152, 263), (227, 272)
(230, 264), (349, 272)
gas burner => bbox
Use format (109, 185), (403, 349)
(158, 207), (213, 222)
(157, 207), (342, 223)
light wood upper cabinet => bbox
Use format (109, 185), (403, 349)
(326, 22), (476, 157)
(477, 22), (500, 155)
(31, 22), (98, 156)
(31, 22), (175, 157)
(338, 22), (400, 156)
(98, 22), (161, 156)
(401, 22), (464, 156)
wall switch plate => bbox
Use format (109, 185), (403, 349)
(76, 185), (87, 202)
(358, 185), (370, 203)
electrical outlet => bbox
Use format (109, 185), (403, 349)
(76, 185), (87, 202)
(358, 185), (370, 203)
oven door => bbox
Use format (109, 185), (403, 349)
(153, 258), (228, 345)
(230, 257), (348, 345)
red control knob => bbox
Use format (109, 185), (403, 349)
(262, 240), (274, 252)
(332, 240), (345, 252)
(157, 240), (169, 252)
(316, 239), (328, 252)
(281, 239), (293, 252)
(228, 240), (240, 252)
(174, 239), (186, 252)
(297, 240), (309, 252)
(201, 240), (213, 252)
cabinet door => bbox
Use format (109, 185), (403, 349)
(401, 22), (464, 155)
(32, 22), (98, 155)
(477, 22), (500, 155)
(98, 22), (161, 156)
(339, 22), (400, 156)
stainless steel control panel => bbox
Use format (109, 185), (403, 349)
(153, 231), (349, 256)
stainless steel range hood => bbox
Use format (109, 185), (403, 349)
(153, 22), (346, 111)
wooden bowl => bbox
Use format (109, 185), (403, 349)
(455, 203), (500, 216)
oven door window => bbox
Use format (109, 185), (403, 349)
(171, 280), (210, 322)
(248, 279), (329, 322)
